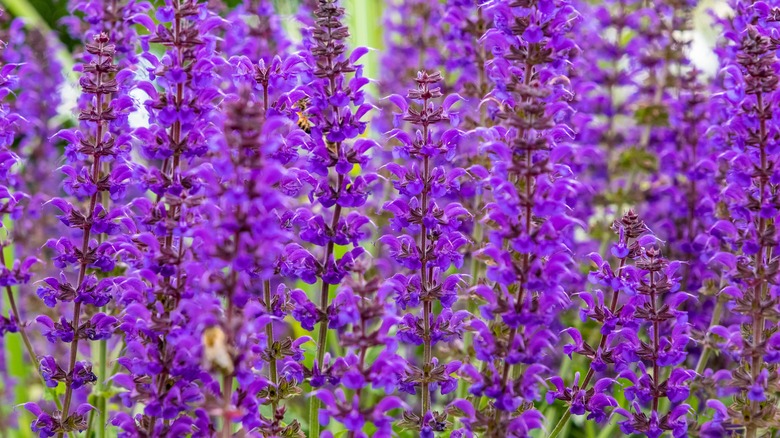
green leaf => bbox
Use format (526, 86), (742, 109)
(634, 104), (669, 127)
(614, 147), (658, 174)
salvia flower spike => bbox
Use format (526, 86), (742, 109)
(3, 0), (780, 437)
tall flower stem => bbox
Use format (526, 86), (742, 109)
(548, 252), (626, 432)
(309, 3), (358, 432)
(491, 62), (534, 431)
(694, 290), (725, 375)
(315, 175), (344, 367)
(549, 211), (647, 438)
(381, 70), (463, 434)
(746, 90), (769, 438)
(59, 40), (107, 435)
(96, 335), (107, 438)
(94, 77), (113, 438)
(420, 152), (431, 416)
(548, 257), (628, 438)
(415, 81), (435, 416)
(649, 264), (660, 413)
(264, 279), (278, 412)
(309, 173), (344, 437)
(146, 1), (187, 432)
(312, 4), (347, 369)
(459, 7), (490, 400)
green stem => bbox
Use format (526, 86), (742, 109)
(309, 386), (320, 437)
(85, 341), (124, 438)
(595, 421), (618, 438)
(264, 280), (278, 413)
(97, 338), (107, 438)
(695, 297), (725, 375)
(85, 395), (96, 437)
(3, 286), (66, 410)
(548, 410), (572, 438)
(309, 177), (344, 437)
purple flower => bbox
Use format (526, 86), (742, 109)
(0, 1), (776, 437)
(381, 70), (471, 432)
(71, 361), (97, 389)
(39, 356), (67, 388)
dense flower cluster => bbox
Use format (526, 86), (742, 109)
(3, 0), (780, 437)
(26, 32), (127, 436)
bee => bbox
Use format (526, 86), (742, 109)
(294, 97), (314, 134)
(202, 326), (234, 374)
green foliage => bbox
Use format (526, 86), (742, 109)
(634, 103), (669, 127)
(614, 146), (658, 175)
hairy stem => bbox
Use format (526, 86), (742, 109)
(264, 279), (278, 413)
(694, 293), (725, 375)
(747, 91), (769, 438)
(60, 43), (107, 433)
(420, 153), (431, 416)
(548, 255), (628, 438)
(650, 267), (660, 413)
(490, 61), (535, 433)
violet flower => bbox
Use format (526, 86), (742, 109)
(1, 19), (64, 258)
(278, 1), (375, 435)
(112, 1), (224, 435)
(0, 14), (27, 345)
(222, 0), (292, 62)
(63, 0), (150, 68)
(451, 0), (582, 436)
(375, 0), (446, 134)
(701, 2), (780, 436)
(27, 32), (128, 437)
(382, 70), (468, 433)
(303, 257), (409, 436)
(189, 76), (303, 435)
(0, 14), (57, 426)
(611, 241), (692, 438)
(549, 210), (648, 436)
(568, 0), (643, 216)
(2, 0), (779, 436)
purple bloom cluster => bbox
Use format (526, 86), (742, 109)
(0, 12), (26, 337)
(6, 0), (780, 437)
(382, 70), (467, 436)
(25, 32), (128, 437)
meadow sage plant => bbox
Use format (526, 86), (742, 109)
(3, 0), (780, 437)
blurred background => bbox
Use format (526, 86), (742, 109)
(1, 0), (724, 79)
(0, 0), (730, 142)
